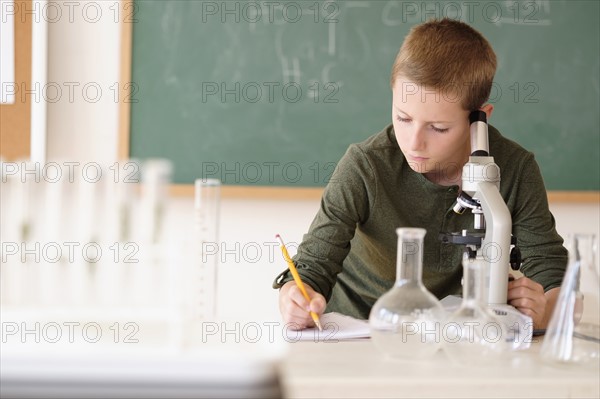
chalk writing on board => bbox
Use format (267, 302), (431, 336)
(130, 1), (599, 189)
(281, 57), (301, 85)
(494, 0), (552, 26)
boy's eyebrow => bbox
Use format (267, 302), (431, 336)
(393, 106), (453, 124)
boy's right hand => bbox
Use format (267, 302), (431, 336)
(279, 281), (326, 330)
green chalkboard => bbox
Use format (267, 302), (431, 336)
(130, 0), (600, 190)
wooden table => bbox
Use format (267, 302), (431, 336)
(280, 338), (599, 398)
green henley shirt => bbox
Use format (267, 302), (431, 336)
(273, 124), (567, 319)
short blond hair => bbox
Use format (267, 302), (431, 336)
(391, 18), (497, 111)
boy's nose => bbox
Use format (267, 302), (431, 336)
(410, 127), (426, 151)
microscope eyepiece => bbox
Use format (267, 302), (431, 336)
(469, 110), (487, 124)
(469, 110), (489, 156)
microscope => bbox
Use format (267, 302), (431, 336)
(440, 110), (533, 349)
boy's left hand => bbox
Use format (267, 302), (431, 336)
(507, 276), (548, 330)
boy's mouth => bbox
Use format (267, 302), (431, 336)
(408, 154), (429, 162)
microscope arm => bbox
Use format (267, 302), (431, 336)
(476, 181), (512, 305)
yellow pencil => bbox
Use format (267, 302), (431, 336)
(276, 234), (323, 331)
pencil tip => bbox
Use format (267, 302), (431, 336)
(316, 321), (323, 332)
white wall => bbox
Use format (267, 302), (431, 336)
(175, 198), (599, 322)
(44, 5), (599, 322)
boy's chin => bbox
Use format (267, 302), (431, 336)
(406, 161), (432, 175)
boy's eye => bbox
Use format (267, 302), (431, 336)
(431, 125), (449, 133)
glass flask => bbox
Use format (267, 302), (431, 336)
(541, 234), (599, 365)
(442, 253), (510, 364)
(369, 228), (445, 359)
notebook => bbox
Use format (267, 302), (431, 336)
(284, 312), (371, 342)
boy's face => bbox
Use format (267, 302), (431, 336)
(392, 77), (471, 182)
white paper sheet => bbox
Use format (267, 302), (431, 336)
(285, 312), (371, 342)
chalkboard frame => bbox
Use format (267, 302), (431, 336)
(0, 0), (47, 162)
(117, 0), (598, 202)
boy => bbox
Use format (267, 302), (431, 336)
(273, 18), (567, 331)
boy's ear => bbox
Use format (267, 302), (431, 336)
(480, 103), (494, 119)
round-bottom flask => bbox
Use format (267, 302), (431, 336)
(369, 228), (446, 359)
(442, 253), (510, 364)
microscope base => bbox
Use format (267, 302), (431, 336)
(441, 296), (533, 350)
(489, 304), (533, 350)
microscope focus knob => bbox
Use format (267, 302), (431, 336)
(510, 246), (522, 270)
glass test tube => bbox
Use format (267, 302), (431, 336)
(38, 175), (64, 307)
(132, 160), (172, 306)
(140, 159), (172, 245)
(193, 178), (221, 320)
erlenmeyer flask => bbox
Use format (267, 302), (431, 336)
(442, 253), (510, 364)
(369, 228), (446, 359)
(541, 234), (599, 365)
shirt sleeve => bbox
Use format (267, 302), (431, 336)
(509, 153), (568, 291)
(272, 144), (376, 300)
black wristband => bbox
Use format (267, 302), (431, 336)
(272, 269), (293, 289)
